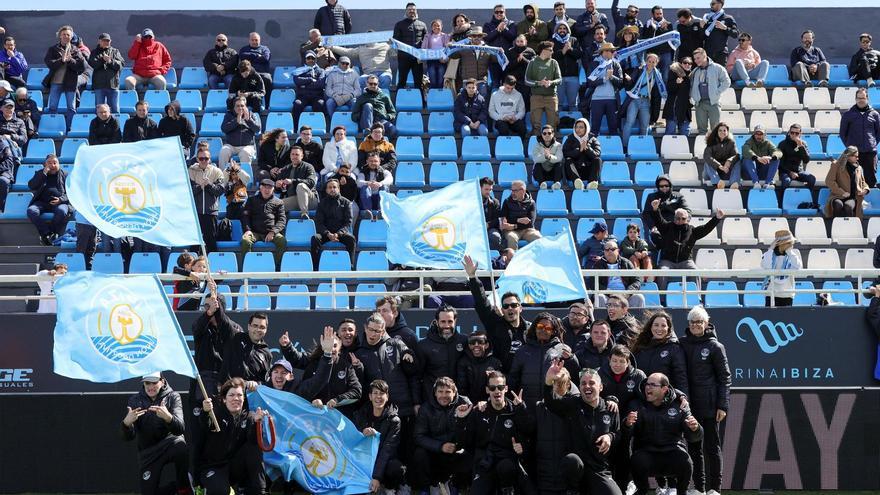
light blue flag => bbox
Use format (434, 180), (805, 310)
(248, 385), (378, 494)
(53, 271), (198, 382)
(496, 230), (587, 304)
(66, 136), (203, 246)
(380, 179), (492, 269)
(323, 31), (394, 47)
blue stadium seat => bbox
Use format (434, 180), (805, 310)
(462, 136), (491, 161)
(165, 252), (185, 273)
(397, 189), (423, 199)
(598, 135), (625, 160)
(634, 161), (664, 186)
(828, 65), (852, 87)
(612, 217), (642, 240)
(207, 252), (239, 273)
(733, 134), (749, 151)
(540, 217), (570, 236)
(236, 284), (272, 311)
(427, 112), (454, 136)
(65, 115), (91, 139)
(129, 253), (162, 274)
(199, 113), (225, 137)
(600, 161), (632, 186)
(213, 285), (233, 303)
(743, 281), (765, 307)
(178, 67), (208, 89)
(92, 253), (124, 274)
(75, 91), (96, 112)
(825, 134), (845, 158)
(576, 217), (605, 244)
(765, 65), (791, 87)
(214, 216), (242, 249)
(427, 136), (456, 160)
(395, 162), (426, 187)
(666, 281), (701, 308)
(174, 90), (204, 113)
(397, 137), (425, 160)
(817, 188), (831, 211)
(395, 89), (423, 111)
(0, 192), (30, 219)
(793, 281), (816, 306)
(864, 189), (880, 215)
(606, 189), (640, 215)
(299, 112), (327, 136)
(315, 283), (350, 309)
(427, 89), (454, 111)
(37, 114), (66, 139)
(243, 252), (276, 272)
(497, 162), (528, 187)
(863, 281), (873, 307)
(13, 165), (40, 191)
(526, 135), (537, 158)
(494, 136), (525, 161)
(23, 139), (56, 164)
(641, 281), (662, 307)
(26, 67), (49, 90)
(869, 87), (880, 104)
(265, 112), (295, 133)
(355, 283), (387, 309)
(285, 219), (317, 248)
(358, 220), (387, 248)
(330, 111), (358, 135)
(429, 161), (459, 187)
(205, 90), (229, 112)
(144, 90), (170, 110)
(118, 90), (139, 113)
(748, 189), (782, 215)
(626, 136), (659, 160)
(59, 138), (87, 163)
(782, 188), (818, 215)
(55, 252), (86, 272)
(356, 250), (389, 271)
(276, 284), (311, 309)
(571, 189), (603, 215)
(822, 280), (855, 305)
(705, 281), (742, 307)
(463, 161), (493, 181)
(396, 112), (424, 136)
(800, 134), (826, 159)
(117, 114), (130, 130)
(280, 251), (313, 274)
(269, 89), (297, 111)
(273, 66), (297, 89)
(536, 190), (568, 216)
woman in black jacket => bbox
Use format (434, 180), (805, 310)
(505, 35), (534, 111)
(562, 117), (602, 190)
(663, 58), (693, 136)
(679, 306), (731, 495)
(255, 128), (291, 182)
(354, 380), (405, 493)
(631, 311), (689, 397)
(551, 22), (583, 112)
(158, 100), (196, 156)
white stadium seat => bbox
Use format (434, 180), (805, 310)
(668, 161), (702, 187)
(719, 87), (740, 110)
(740, 88), (771, 110)
(771, 87), (803, 111)
(721, 110), (749, 134)
(660, 135), (693, 160)
(806, 248), (840, 269)
(782, 110), (814, 133)
(757, 217), (790, 245)
(748, 111), (782, 134)
(696, 248), (729, 269)
(805, 161), (831, 186)
(795, 217), (832, 246)
(679, 188), (711, 216)
(691, 216), (721, 246)
(813, 110), (842, 134)
(834, 87), (858, 110)
(722, 217), (758, 245)
(867, 217), (880, 242)
(845, 248), (874, 269)
(712, 189), (747, 216)
(831, 217), (868, 244)
(731, 248), (762, 270)
(802, 87), (835, 110)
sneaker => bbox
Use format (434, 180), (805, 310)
(574, 178), (585, 190)
(819, 80), (829, 87)
(587, 181), (599, 190)
(656, 488), (668, 495)
(686, 490), (705, 495)
(745, 80), (755, 88)
(868, 78), (876, 88)
(540, 181), (548, 190)
(667, 490), (678, 495)
(804, 80), (813, 87)
(765, 182), (775, 189)
(716, 180), (726, 189)
(552, 181), (562, 190)
(626, 481), (638, 495)
(300, 211), (310, 220)
(730, 181), (740, 189)
(756, 79), (765, 88)
(706, 490), (721, 495)
(757, 181), (765, 189)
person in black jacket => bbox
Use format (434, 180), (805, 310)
(663, 59), (693, 136)
(563, 117), (602, 190)
(640, 174), (689, 248)
(544, 363), (622, 495)
(0, 99), (27, 151)
(592, 239), (644, 308)
(295, 126), (324, 173)
(241, 180), (287, 267)
(631, 311), (689, 397)
(375, 295), (419, 351)
(650, 198), (724, 289)
(44, 25), (86, 127)
(204, 34), (238, 89)
(219, 312), (273, 391)
(416, 305), (468, 400)
(88, 33), (125, 113)
(158, 100), (195, 155)
(27, 155), (70, 245)
(508, 312), (580, 411)
(314, 0), (352, 36)
(188, 148), (225, 253)
(228, 60), (265, 113)
(255, 128), (291, 183)
(606, 294), (640, 348)
(264, 358), (296, 392)
(195, 377), (270, 495)
(600, 345), (646, 494)
(299, 326), (362, 409)
(456, 329), (503, 403)
(14, 87), (41, 140)
(121, 374), (191, 495)
(480, 177), (503, 251)
(464, 254), (531, 372)
(679, 306), (731, 495)
(674, 9), (705, 63)
(624, 372), (703, 495)
(551, 22), (583, 112)
(310, 178), (355, 270)
(88, 103), (122, 145)
(393, 3), (428, 89)
(190, 293), (241, 414)
(123, 100), (159, 143)
(454, 371), (536, 495)
(574, 319), (614, 371)
(276, 146), (319, 217)
(505, 36), (535, 111)
(412, 376), (473, 493)
(354, 380), (405, 493)
(562, 301), (594, 349)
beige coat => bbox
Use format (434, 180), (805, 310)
(824, 157), (869, 218)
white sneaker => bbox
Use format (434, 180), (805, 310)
(686, 490), (705, 495)
(765, 182), (775, 189)
(540, 181), (548, 190)
(757, 181), (764, 189)
(656, 488), (668, 495)
(730, 182), (740, 189)
(552, 181), (562, 190)
(574, 178), (585, 190)
(626, 481), (638, 495)
(868, 78), (876, 88)
(587, 180), (599, 190)
(383, 489), (397, 495)
(667, 490), (678, 495)
(706, 490), (721, 495)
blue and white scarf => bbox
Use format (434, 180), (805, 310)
(703, 9), (725, 36)
(390, 39), (509, 70)
(322, 31), (394, 47)
(587, 57), (615, 81)
(626, 66), (667, 100)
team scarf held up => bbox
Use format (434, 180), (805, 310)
(703, 9), (726, 36)
(390, 39), (509, 70)
(587, 30), (680, 81)
(627, 65), (667, 100)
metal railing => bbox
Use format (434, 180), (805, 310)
(2, 268), (878, 310)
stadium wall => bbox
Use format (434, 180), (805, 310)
(0, 8), (874, 70)
(1, 307), (879, 491)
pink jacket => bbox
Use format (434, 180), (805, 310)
(421, 32), (451, 50)
(726, 46), (762, 73)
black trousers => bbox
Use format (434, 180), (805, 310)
(139, 440), (192, 495)
(293, 95), (326, 129)
(470, 456), (536, 495)
(309, 232), (356, 271)
(860, 150), (878, 188)
(494, 119), (527, 137)
(610, 432), (634, 494)
(631, 449), (692, 495)
(75, 223), (98, 270)
(566, 157), (602, 183)
(832, 198), (857, 217)
(198, 213), (218, 253)
(199, 443), (266, 495)
(854, 59), (880, 81)
(410, 447), (473, 489)
(379, 458), (406, 489)
(397, 53), (424, 89)
(561, 453), (622, 495)
(765, 296), (793, 307)
(689, 417), (723, 492)
(533, 163), (563, 185)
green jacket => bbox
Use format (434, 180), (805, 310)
(742, 136), (782, 161)
(351, 89), (396, 124)
(524, 57), (562, 97)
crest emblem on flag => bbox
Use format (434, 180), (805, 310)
(88, 281), (158, 364)
(411, 211), (466, 264)
(89, 153), (162, 233)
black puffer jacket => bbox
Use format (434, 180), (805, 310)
(508, 336), (580, 408)
(387, 313), (418, 351)
(469, 277), (531, 372)
(678, 324), (731, 418)
(562, 132), (602, 164)
(500, 191), (537, 231)
(257, 140), (291, 175)
(609, 313), (640, 348)
(416, 324), (469, 401)
(848, 48), (880, 79)
(241, 192), (286, 236)
(193, 399), (259, 472)
(574, 336), (613, 371)
(641, 174), (689, 225)
(229, 71), (266, 99)
(88, 45), (125, 89)
(158, 101), (196, 150)
(88, 116), (122, 145)
(599, 362), (646, 413)
(651, 209), (720, 264)
(121, 383), (186, 467)
(122, 115), (159, 143)
(219, 332), (273, 383)
(203, 45), (238, 76)
(662, 63), (692, 123)
(592, 256), (641, 292)
(634, 335), (689, 398)
(415, 391), (471, 453)
(301, 354), (362, 406)
(43, 43), (86, 90)
(191, 302), (241, 373)
(456, 346), (503, 403)
(0, 116), (27, 148)
(455, 398), (533, 464)
(315, 193), (352, 235)
(278, 161), (317, 198)
(561, 314), (593, 350)
(628, 383), (702, 454)
(543, 385), (619, 473)
(353, 403), (401, 480)
(355, 333), (420, 416)
(552, 32), (583, 77)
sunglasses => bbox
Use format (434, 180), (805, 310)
(535, 322), (554, 330)
(604, 247), (618, 251)
(502, 302), (521, 309)
(468, 338), (488, 345)
(487, 384), (506, 391)
(367, 83), (378, 87)
(789, 131), (801, 135)
(542, 131), (553, 135)
(495, 10), (505, 14)
(658, 184), (671, 188)
(197, 157), (210, 161)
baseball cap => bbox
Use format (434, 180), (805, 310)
(589, 222), (608, 233)
(1, 99), (14, 108)
(142, 372), (162, 382)
(752, 124), (766, 134)
(270, 359), (293, 374)
(0, 80), (13, 92)
(98, 33), (111, 41)
(259, 178), (275, 187)
(304, 50), (317, 59)
(141, 28), (154, 38)
(338, 56), (351, 64)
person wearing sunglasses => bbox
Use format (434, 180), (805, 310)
(188, 147), (226, 253)
(203, 33), (237, 90)
(351, 74), (398, 138)
(599, 345), (646, 495)
(663, 56), (693, 136)
(848, 33), (880, 87)
(641, 176), (689, 241)
(650, 197), (724, 291)
(610, 0), (643, 37)
(592, 240), (646, 309)
(776, 123), (816, 190)
(561, 301), (594, 349)
(725, 32), (769, 88)
(698, 0), (738, 65)
(456, 330), (503, 403)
